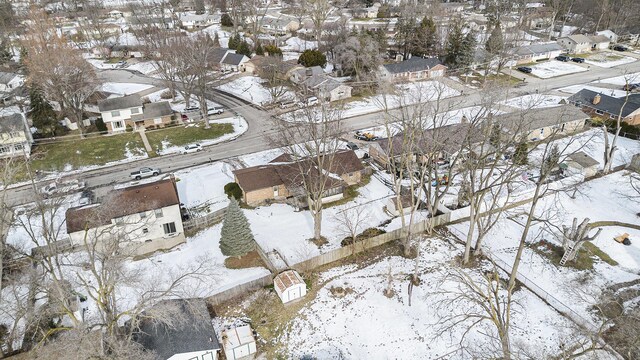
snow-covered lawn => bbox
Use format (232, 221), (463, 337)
(100, 82), (154, 95)
(499, 94), (566, 109)
(194, 24), (230, 48)
(153, 116), (248, 155)
(281, 37), (318, 52)
(281, 239), (580, 359)
(144, 88), (222, 113)
(584, 53), (637, 68)
(530, 61), (588, 79)
(449, 171), (640, 324)
(175, 162), (235, 212)
(218, 76), (295, 106)
(592, 71), (640, 86)
(558, 84), (628, 97)
(127, 61), (158, 75)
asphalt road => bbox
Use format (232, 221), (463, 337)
(6, 60), (640, 207)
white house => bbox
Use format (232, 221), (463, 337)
(221, 53), (250, 72)
(0, 113), (33, 158)
(221, 325), (257, 360)
(259, 16), (300, 35)
(557, 34), (592, 53)
(0, 72), (25, 93)
(179, 13), (220, 30)
(274, 270), (307, 304)
(97, 94), (143, 132)
(596, 30), (618, 43)
(512, 43), (564, 65)
(65, 178), (185, 256)
(589, 35), (611, 51)
(134, 299), (221, 360)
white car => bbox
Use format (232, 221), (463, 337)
(181, 143), (202, 154)
(207, 106), (224, 116)
(41, 179), (86, 198)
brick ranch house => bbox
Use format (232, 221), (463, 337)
(233, 150), (366, 207)
(379, 56), (447, 81)
(97, 94), (175, 132)
(568, 89), (640, 125)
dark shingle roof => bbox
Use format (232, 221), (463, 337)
(65, 178), (179, 233)
(0, 113), (26, 133)
(0, 72), (19, 85)
(131, 101), (173, 122)
(134, 299), (221, 360)
(222, 53), (247, 66)
(98, 94), (143, 112)
(209, 47), (231, 63)
(568, 89), (640, 118)
(376, 123), (482, 157)
(383, 57), (444, 74)
(567, 151), (599, 168)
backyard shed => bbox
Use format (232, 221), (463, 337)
(274, 270), (307, 304)
(564, 152), (600, 178)
(221, 325), (257, 360)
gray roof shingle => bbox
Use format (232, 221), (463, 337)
(0, 113), (26, 133)
(493, 104), (589, 134)
(133, 299), (221, 360)
(568, 89), (640, 118)
(222, 53), (248, 66)
(513, 43), (564, 56)
(0, 72), (19, 85)
(383, 57), (444, 74)
(98, 94), (143, 112)
(131, 101), (173, 122)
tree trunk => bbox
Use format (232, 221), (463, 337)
(313, 201), (322, 241)
(463, 201), (476, 264)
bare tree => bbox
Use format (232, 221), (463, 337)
(183, 33), (223, 127)
(559, 217), (602, 266)
(602, 74), (639, 174)
(306, 0), (332, 45)
(256, 55), (291, 104)
(333, 205), (368, 255)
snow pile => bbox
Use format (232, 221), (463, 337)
(282, 37), (318, 52)
(530, 61), (588, 79)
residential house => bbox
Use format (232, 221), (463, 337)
(493, 104), (589, 141)
(352, 4), (380, 19)
(347, 17), (397, 37)
(260, 17), (300, 35)
(221, 53), (250, 72)
(589, 35), (611, 51)
(244, 56), (303, 77)
(130, 102), (175, 130)
(221, 325), (256, 360)
(133, 299), (221, 360)
(301, 74), (352, 102)
(557, 35), (592, 53)
(369, 123), (482, 167)
(233, 150), (366, 206)
(179, 13), (220, 30)
(524, 8), (554, 30)
(98, 94), (143, 132)
(110, 44), (143, 58)
(379, 57), (447, 81)
(511, 43), (565, 65)
(0, 113), (33, 158)
(568, 89), (640, 125)
(0, 72), (24, 93)
(562, 151), (600, 177)
(65, 178), (185, 256)
(596, 30), (618, 43)
(290, 66), (324, 84)
(440, 2), (465, 13)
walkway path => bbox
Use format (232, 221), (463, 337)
(138, 129), (153, 153)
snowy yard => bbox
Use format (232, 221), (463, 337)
(217, 76), (295, 106)
(592, 71), (640, 86)
(499, 94), (566, 109)
(279, 239), (581, 359)
(584, 53), (637, 68)
(100, 82), (154, 95)
(530, 61), (588, 79)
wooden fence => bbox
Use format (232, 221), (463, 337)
(206, 274), (273, 305)
(183, 207), (227, 234)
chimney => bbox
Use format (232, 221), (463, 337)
(593, 94), (601, 105)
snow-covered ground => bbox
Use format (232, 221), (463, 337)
(499, 94), (566, 109)
(449, 171), (640, 325)
(217, 76), (295, 106)
(153, 116), (248, 155)
(100, 82), (154, 95)
(281, 239), (582, 359)
(175, 162), (235, 212)
(584, 54), (637, 68)
(558, 84), (628, 97)
(530, 61), (588, 79)
(592, 71), (640, 86)
(195, 24), (231, 48)
(126, 61), (158, 75)
(144, 88), (222, 113)
(281, 37), (318, 52)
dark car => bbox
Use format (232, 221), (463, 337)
(346, 142), (359, 150)
(555, 55), (571, 62)
(623, 83), (640, 91)
(613, 45), (628, 52)
(517, 66), (532, 74)
(571, 57), (585, 63)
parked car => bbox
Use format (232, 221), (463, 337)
(78, 190), (95, 206)
(517, 66), (532, 74)
(354, 131), (378, 141)
(183, 106), (200, 113)
(130, 167), (161, 180)
(41, 179), (86, 198)
(571, 57), (585, 63)
(279, 101), (296, 109)
(555, 55), (571, 62)
(299, 96), (318, 107)
(116, 60), (127, 68)
(207, 106), (224, 116)
(181, 143), (202, 154)
(623, 83), (640, 91)
(346, 142), (359, 150)
(613, 45), (628, 51)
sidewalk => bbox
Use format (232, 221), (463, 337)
(137, 129), (153, 153)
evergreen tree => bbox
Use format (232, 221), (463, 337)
(489, 123), (501, 148)
(0, 42), (11, 65)
(30, 88), (59, 137)
(485, 22), (504, 56)
(236, 40), (252, 57)
(19, 47), (27, 68)
(542, 144), (561, 177)
(460, 30), (477, 69)
(213, 32), (221, 47)
(228, 33), (241, 50)
(394, 16), (417, 59)
(298, 49), (327, 67)
(416, 17), (438, 57)
(254, 42), (264, 56)
(221, 13), (233, 27)
(263, 44), (282, 57)
(514, 140), (528, 166)
(219, 198), (255, 257)
(444, 20), (465, 68)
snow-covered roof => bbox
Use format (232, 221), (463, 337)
(274, 270), (304, 293)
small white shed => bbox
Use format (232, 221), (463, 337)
(564, 152), (600, 178)
(221, 325), (257, 360)
(274, 270), (307, 304)
(386, 194), (417, 217)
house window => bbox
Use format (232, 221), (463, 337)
(163, 222), (177, 235)
(595, 109), (604, 115)
(14, 143), (23, 151)
(155, 209), (163, 218)
(139, 211), (146, 219)
(273, 186), (279, 197)
(0, 145), (10, 154)
(113, 121), (124, 129)
(131, 108), (140, 114)
(111, 110), (121, 117)
(142, 228), (148, 234)
(154, 118), (163, 124)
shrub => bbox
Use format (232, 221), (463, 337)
(160, 90), (174, 99)
(298, 49), (327, 67)
(141, 96), (150, 104)
(264, 44), (282, 57)
(224, 182), (243, 201)
(95, 118), (108, 132)
(341, 227), (386, 246)
(221, 13), (233, 27)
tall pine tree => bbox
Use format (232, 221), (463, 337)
(485, 22), (504, 56)
(30, 88), (59, 137)
(444, 20), (465, 68)
(219, 198), (255, 258)
(460, 30), (477, 69)
(416, 17), (438, 57)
